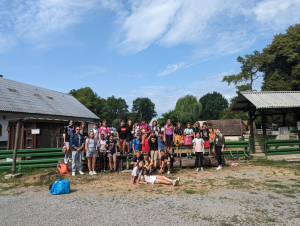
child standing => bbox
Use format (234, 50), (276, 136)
(93, 123), (99, 156)
(148, 130), (159, 172)
(193, 132), (204, 172)
(63, 120), (74, 164)
(126, 119), (134, 155)
(97, 134), (107, 172)
(202, 122), (211, 157)
(184, 123), (194, 158)
(208, 123), (215, 157)
(80, 122), (88, 161)
(141, 132), (150, 155)
(98, 120), (111, 140)
(103, 135), (117, 173)
(151, 121), (160, 136)
(174, 122), (183, 158)
(116, 119), (127, 156)
(132, 133), (142, 155)
(133, 120), (140, 138)
(163, 119), (175, 154)
(85, 131), (97, 175)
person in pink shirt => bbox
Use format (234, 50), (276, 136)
(98, 120), (111, 140)
(164, 119), (175, 154)
(141, 131), (150, 154)
(140, 119), (151, 136)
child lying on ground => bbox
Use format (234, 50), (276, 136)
(136, 168), (180, 186)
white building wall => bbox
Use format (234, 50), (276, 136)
(0, 119), (8, 142)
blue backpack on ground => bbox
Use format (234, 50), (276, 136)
(50, 179), (70, 195)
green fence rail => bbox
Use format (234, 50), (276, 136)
(265, 139), (300, 156)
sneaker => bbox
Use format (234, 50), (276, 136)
(175, 179), (179, 186)
(89, 171), (93, 175)
(68, 159), (72, 163)
(79, 171), (84, 175)
(167, 171), (171, 175)
(149, 170), (152, 174)
(153, 168), (156, 173)
(172, 180), (176, 186)
(110, 170), (113, 173)
(196, 168), (199, 172)
(103, 170), (106, 172)
(72, 172), (75, 176)
(82, 157), (85, 161)
(216, 166), (223, 170)
(64, 160), (68, 164)
(93, 171), (97, 175)
(101, 170), (103, 172)
(201, 167), (204, 172)
(208, 155), (212, 158)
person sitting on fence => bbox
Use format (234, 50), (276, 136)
(103, 135), (117, 173)
(63, 119), (74, 164)
(132, 133), (142, 155)
(85, 131), (97, 175)
(137, 168), (180, 186)
(97, 134), (107, 172)
(213, 129), (225, 170)
(143, 153), (153, 173)
(130, 161), (143, 184)
(193, 132), (204, 172)
(70, 126), (85, 176)
(159, 150), (172, 175)
(131, 150), (144, 169)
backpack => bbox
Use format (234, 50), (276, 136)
(117, 159), (123, 171)
(50, 179), (70, 195)
(58, 163), (69, 175)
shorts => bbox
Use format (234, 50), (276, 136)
(119, 139), (126, 143)
(126, 136), (133, 143)
(150, 150), (159, 161)
(154, 177), (157, 184)
(65, 142), (70, 146)
(166, 134), (173, 145)
(204, 140), (210, 148)
(86, 148), (96, 157)
(107, 152), (117, 157)
(174, 135), (183, 146)
(209, 141), (214, 148)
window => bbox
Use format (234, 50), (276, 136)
(46, 96), (54, 100)
(8, 88), (18, 93)
(34, 94), (42, 97)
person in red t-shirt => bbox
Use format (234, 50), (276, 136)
(140, 119), (151, 136)
(141, 131), (150, 154)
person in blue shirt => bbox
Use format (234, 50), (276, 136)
(70, 126), (85, 176)
(157, 132), (167, 167)
(132, 133), (142, 155)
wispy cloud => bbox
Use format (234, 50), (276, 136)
(158, 62), (186, 76)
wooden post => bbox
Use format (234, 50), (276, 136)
(262, 110), (267, 139)
(249, 111), (255, 154)
(296, 108), (300, 140)
(126, 155), (129, 170)
(12, 120), (21, 174)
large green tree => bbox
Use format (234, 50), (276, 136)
(131, 97), (157, 122)
(102, 95), (129, 123)
(199, 92), (228, 120)
(222, 50), (264, 92)
(262, 23), (300, 91)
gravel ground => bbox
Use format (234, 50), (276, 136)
(1, 185), (300, 225)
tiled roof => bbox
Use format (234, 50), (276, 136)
(0, 77), (99, 120)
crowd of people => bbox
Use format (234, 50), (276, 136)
(62, 118), (225, 185)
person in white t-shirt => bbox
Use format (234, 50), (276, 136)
(137, 168), (180, 186)
(130, 161), (143, 184)
(193, 132), (204, 172)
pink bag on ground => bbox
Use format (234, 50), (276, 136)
(183, 136), (192, 146)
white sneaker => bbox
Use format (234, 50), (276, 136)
(177, 177), (180, 182)
(79, 171), (84, 175)
(201, 167), (204, 172)
(196, 168), (199, 172)
(175, 179), (179, 186)
(101, 170), (103, 172)
(167, 171), (171, 175)
(216, 166), (222, 170)
(93, 171), (97, 175)
(64, 160), (68, 164)
(103, 170), (105, 172)
(89, 171), (93, 175)
(82, 157), (85, 161)
(68, 159), (72, 163)
(72, 172), (75, 176)
(172, 180), (176, 186)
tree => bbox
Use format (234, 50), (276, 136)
(262, 23), (300, 91)
(69, 87), (105, 117)
(112, 119), (121, 128)
(174, 95), (202, 119)
(222, 50), (264, 92)
(102, 95), (129, 124)
(199, 92), (228, 120)
(131, 97), (157, 122)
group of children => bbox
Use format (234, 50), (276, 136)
(64, 118), (226, 179)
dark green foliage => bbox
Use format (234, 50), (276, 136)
(262, 23), (300, 91)
(199, 92), (228, 120)
(131, 97), (157, 123)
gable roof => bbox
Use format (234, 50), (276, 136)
(0, 77), (99, 120)
(231, 91), (300, 111)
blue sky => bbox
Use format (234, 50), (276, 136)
(1, 0), (300, 116)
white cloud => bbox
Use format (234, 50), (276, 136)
(158, 62), (185, 76)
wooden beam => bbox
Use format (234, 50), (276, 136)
(12, 120), (21, 174)
(57, 124), (61, 148)
(262, 110), (267, 139)
(249, 111), (255, 154)
(20, 122), (24, 150)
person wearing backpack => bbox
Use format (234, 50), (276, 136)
(213, 129), (225, 170)
(70, 126), (85, 176)
(140, 119), (151, 137)
(85, 131), (97, 175)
